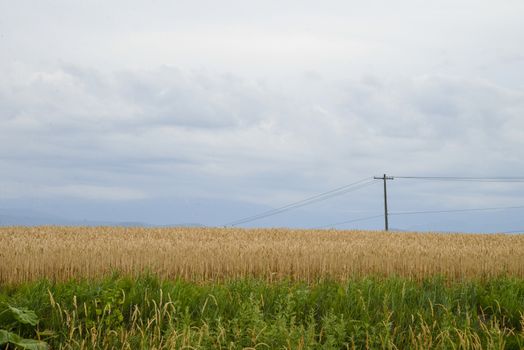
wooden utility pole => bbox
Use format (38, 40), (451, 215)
(374, 174), (394, 231)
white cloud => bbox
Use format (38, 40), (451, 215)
(1, 64), (523, 205)
(0, 1), (523, 229)
(44, 185), (146, 200)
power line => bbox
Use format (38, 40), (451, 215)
(315, 214), (383, 229)
(389, 205), (524, 216)
(223, 177), (376, 226)
(392, 176), (524, 182)
(222, 174), (524, 230)
(317, 205), (524, 231)
(371, 175), (524, 231)
(498, 229), (524, 234)
(374, 174), (393, 230)
(224, 178), (376, 226)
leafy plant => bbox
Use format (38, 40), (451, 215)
(0, 304), (48, 350)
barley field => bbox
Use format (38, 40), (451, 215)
(1, 226), (523, 283)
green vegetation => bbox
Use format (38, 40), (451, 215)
(0, 304), (48, 349)
(1, 274), (523, 349)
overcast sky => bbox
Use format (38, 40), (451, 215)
(1, 0), (523, 231)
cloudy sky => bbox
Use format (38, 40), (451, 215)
(1, 0), (524, 231)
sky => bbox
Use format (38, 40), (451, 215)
(1, 0), (523, 232)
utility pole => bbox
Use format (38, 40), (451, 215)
(374, 174), (394, 231)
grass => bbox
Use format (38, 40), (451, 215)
(2, 227), (524, 348)
(1, 274), (524, 349)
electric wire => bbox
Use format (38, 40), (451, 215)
(392, 176), (524, 182)
(316, 205), (524, 230)
(224, 179), (376, 226)
(314, 214), (383, 229)
(389, 205), (524, 216)
(222, 174), (524, 230)
(223, 177), (376, 226)
(498, 229), (524, 234)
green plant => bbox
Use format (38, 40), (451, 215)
(0, 304), (48, 350)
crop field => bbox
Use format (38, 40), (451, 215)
(1, 226), (524, 283)
(2, 227), (524, 349)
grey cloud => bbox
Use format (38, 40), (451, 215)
(1, 64), (523, 220)
(337, 75), (524, 144)
(114, 67), (270, 129)
(1, 0), (523, 230)
(0, 65), (271, 136)
(0, 65), (295, 203)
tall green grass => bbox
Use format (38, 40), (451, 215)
(1, 274), (523, 349)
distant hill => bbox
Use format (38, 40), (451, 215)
(0, 208), (68, 226)
(0, 208), (149, 227)
(0, 208), (207, 228)
(157, 223), (206, 228)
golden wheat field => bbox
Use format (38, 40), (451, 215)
(1, 226), (523, 283)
